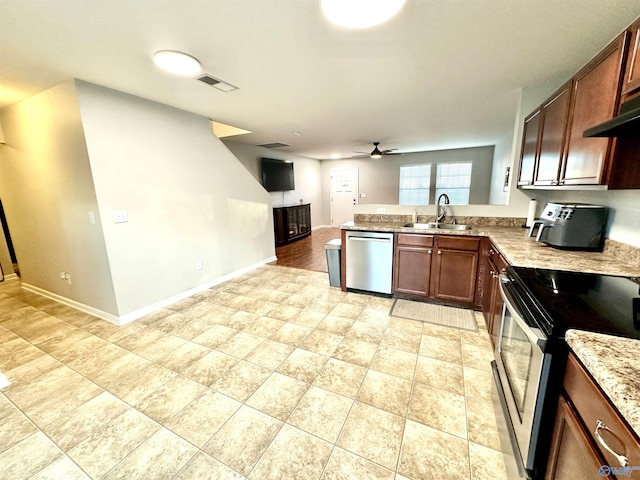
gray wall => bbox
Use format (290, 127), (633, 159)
(75, 81), (275, 316)
(223, 140), (325, 228)
(0, 81), (118, 312)
(321, 146), (495, 223)
(0, 80), (276, 320)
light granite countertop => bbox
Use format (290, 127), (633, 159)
(341, 222), (640, 277)
(565, 330), (640, 439)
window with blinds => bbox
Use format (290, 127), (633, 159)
(399, 164), (431, 205)
(435, 162), (472, 205)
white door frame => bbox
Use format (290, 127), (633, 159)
(330, 167), (359, 227)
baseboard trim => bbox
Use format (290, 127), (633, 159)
(21, 256), (279, 326)
(2, 273), (20, 282)
(117, 257), (279, 325)
(21, 283), (122, 325)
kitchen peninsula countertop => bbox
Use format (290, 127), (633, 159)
(565, 330), (640, 439)
(341, 222), (640, 277)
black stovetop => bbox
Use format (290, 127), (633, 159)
(508, 266), (640, 340)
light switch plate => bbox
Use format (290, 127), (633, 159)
(113, 210), (128, 223)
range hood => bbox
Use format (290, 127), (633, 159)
(584, 94), (640, 137)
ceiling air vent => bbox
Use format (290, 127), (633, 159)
(258, 142), (291, 149)
(196, 74), (238, 92)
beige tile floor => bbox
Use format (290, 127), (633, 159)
(0, 265), (508, 480)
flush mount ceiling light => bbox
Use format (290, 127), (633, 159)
(153, 50), (202, 76)
(321, 0), (406, 29)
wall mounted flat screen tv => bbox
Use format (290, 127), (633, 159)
(261, 158), (295, 192)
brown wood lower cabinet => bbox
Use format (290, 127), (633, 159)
(477, 238), (509, 346)
(393, 234), (434, 297)
(273, 204), (311, 246)
(393, 233), (479, 306)
(546, 353), (640, 479)
(546, 394), (606, 480)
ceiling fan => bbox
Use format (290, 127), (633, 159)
(354, 142), (400, 158)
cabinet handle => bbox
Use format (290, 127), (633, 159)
(594, 420), (628, 467)
(437, 250), (442, 255)
(489, 249), (495, 255)
(428, 249), (432, 254)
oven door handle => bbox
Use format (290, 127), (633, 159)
(498, 274), (547, 350)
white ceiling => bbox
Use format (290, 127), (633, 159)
(1, 1), (639, 159)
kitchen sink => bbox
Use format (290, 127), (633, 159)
(403, 222), (473, 230)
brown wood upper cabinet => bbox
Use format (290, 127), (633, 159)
(518, 108), (541, 186)
(393, 234), (480, 306)
(518, 29), (633, 188)
(622, 17), (640, 96)
(562, 34), (626, 185)
(535, 82), (572, 186)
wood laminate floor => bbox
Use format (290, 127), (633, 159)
(271, 228), (342, 273)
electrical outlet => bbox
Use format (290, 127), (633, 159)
(376, 207), (386, 214)
(113, 210), (128, 223)
(88, 211), (96, 224)
(196, 260), (203, 271)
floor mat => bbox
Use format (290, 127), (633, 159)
(390, 298), (478, 332)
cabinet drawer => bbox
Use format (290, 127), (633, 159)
(436, 236), (480, 252)
(564, 354), (640, 471)
(396, 233), (434, 247)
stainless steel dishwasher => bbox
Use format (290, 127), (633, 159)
(345, 231), (394, 294)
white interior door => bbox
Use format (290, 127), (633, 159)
(330, 168), (358, 227)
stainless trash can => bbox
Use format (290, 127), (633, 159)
(324, 239), (342, 287)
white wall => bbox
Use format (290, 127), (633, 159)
(223, 140), (325, 228)
(0, 81), (118, 312)
(75, 81), (275, 316)
(533, 189), (640, 248)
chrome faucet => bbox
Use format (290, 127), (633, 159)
(436, 193), (450, 223)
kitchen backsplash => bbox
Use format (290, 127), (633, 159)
(353, 213), (526, 227)
(352, 214), (640, 266)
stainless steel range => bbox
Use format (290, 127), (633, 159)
(492, 266), (640, 479)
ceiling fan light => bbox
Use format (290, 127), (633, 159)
(153, 50), (202, 76)
(370, 146), (383, 158)
(321, 0), (406, 29)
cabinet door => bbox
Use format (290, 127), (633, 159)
(534, 83), (571, 186)
(561, 33), (627, 185)
(429, 249), (478, 304)
(563, 354), (640, 471)
(518, 109), (541, 186)
(475, 238), (492, 312)
(273, 208), (288, 246)
(393, 246), (432, 297)
(297, 204), (311, 235)
(622, 17), (640, 95)
(545, 395), (605, 480)
(488, 254), (507, 348)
